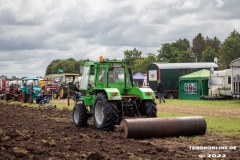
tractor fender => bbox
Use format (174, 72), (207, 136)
(127, 88), (156, 100)
(103, 88), (122, 100)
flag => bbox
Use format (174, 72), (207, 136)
(58, 69), (64, 73)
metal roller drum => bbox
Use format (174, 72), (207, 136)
(118, 116), (207, 139)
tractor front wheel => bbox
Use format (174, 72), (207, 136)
(52, 91), (58, 99)
(93, 93), (118, 131)
(73, 102), (88, 127)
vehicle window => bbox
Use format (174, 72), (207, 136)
(210, 77), (223, 85)
(99, 68), (105, 82)
(80, 66), (90, 90)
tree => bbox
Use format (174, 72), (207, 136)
(228, 29), (240, 38)
(205, 36), (221, 55)
(45, 59), (62, 75)
(157, 40), (194, 63)
(191, 33), (205, 62)
(201, 47), (218, 62)
(124, 48), (142, 61)
(157, 43), (179, 62)
(133, 53), (157, 74)
(179, 51), (196, 62)
(45, 58), (79, 75)
(218, 31), (240, 69)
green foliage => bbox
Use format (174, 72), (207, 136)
(178, 51), (196, 62)
(133, 53), (157, 74)
(45, 58), (79, 75)
(201, 47), (218, 62)
(205, 36), (221, 54)
(191, 33), (205, 62)
(124, 47), (142, 61)
(218, 32), (240, 69)
(157, 39), (194, 62)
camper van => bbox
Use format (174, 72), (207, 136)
(208, 69), (232, 99)
(230, 58), (240, 97)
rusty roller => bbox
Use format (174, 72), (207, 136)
(116, 116), (206, 139)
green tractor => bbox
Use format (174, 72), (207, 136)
(73, 57), (157, 130)
(52, 73), (80, 99)
(73, 57), (207, 138)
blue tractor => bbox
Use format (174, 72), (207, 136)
(19, 78), (43, 104)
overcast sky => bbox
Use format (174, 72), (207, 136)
(0, 0), (239, 78)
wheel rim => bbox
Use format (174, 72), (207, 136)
(59, 88), (63, 97)
(53, 93), (57, 99)
(168, 93), (173, 99)
(95, 101), (104, 125)
(73, 108), (79, 124)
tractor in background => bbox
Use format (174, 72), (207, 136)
(56, 73), (79, 99)
(73, 56), (206, 139)
(19, 78), (43, 104)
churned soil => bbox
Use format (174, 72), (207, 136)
(0, 100), (239, 160)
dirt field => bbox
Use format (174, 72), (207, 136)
(0, 100), (239, 159)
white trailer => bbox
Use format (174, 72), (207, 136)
(230, 58), (240, 97)
(208, 69), (232, 99)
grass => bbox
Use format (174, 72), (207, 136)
(157, 112), (240, 135)
(157, 99), (240, 136)
(162, 99), (240, 109)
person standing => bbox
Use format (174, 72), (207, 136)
(157, 79), (165, 103)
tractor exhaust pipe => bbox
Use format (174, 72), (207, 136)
(115, 116), (206, 139)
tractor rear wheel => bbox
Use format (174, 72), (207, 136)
(59, 86), (67, 99)
(73, 102), (88, 127)
(93, 93), (118, 131)
(20, 92), (27, 103)
(142, 100), (157, 117)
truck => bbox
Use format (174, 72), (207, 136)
(146, 62), (218, 99)
(19, 78), (43, 104)
(208, 69), (232, 99)
(72, 56), (207, 139)
(230, 58), (240, 97)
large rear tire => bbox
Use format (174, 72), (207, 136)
(142, 100), (157, 117)
(93, 93), (118, 131)
(59, 86), (67, 99)
(73, 102), (88, 127)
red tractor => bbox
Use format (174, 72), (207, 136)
(0, 79), (7, 100)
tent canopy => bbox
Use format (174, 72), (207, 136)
(179, 69), (210, 100)
(133, 72), (145, 82)
(179, 69), (210, 80)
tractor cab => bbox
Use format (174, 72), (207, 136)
(79, 57), (133, 95)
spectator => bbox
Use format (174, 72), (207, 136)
(235, 74), (240, 82)
(157, 79), (165, 103)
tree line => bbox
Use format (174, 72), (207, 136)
(46, 30), (240, 75)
